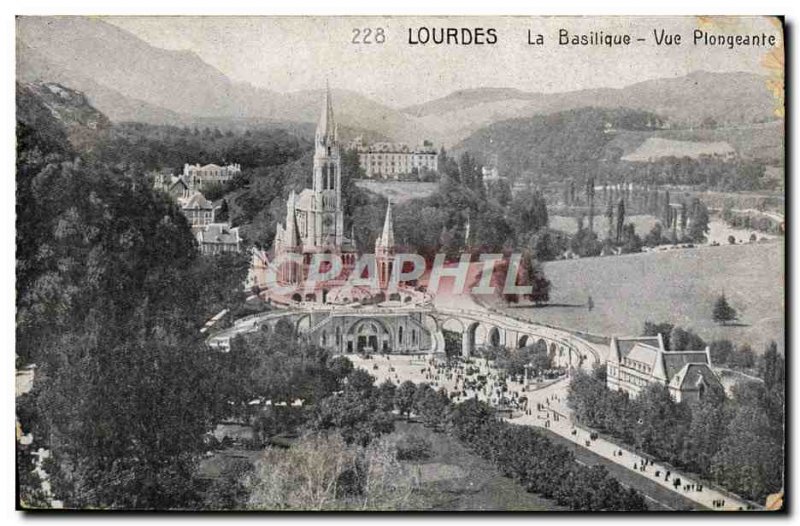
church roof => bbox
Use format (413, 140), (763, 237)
(662, 351), (710, 381)
(616, 337), (661, 358)
(611, 335), (711, 384)
(625, 343), (660, 369)
(168, 175), (190, 191)
(197, 223), (240, 245)
(182, 192), (213, 210)
(669, 363), (720, 391)
(284, 193), (301, 248)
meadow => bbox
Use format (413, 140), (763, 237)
(355, 180), (438, 203)
(492, 241), (784, 353)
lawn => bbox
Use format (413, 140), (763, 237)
(390, 421), (563, 511)
(355, 180), (438, 203)
(491, 241), (785, 353)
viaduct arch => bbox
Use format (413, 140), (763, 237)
(207, 305), (603, 369)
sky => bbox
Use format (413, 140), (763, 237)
(105, 16), (782, 108)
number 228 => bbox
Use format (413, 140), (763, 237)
(352, 28), (386, 44)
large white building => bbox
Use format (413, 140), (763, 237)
(349, 138), (438, 179)
(183, 162), (242, 188)
(606, 335), (722, 403)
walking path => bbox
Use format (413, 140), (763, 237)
(509, 380), (752, 511)
(350, 353), (754, 511)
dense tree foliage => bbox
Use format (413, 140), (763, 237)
(16, 105), (252, 507)
(456, 106), (775, 192)
(445, 399), (647, 510)
(89, 122), (306, 174)
(568, 345), (784, 503)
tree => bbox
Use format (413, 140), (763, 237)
(586, 177), (596, 233)
(642, 321), (674, 349)
(760, 341), (785, 391)
(687, 198), (710, 243)
(376, 380), (397, 412)
(521, 251), (551, 305)
(310, 389), (394, 447)
(711, 405), (784, 501)
(416, 387), (451, 430)
(633, 383), (690, 464)
(217, 198), (229, 222)
(712, 294), (738, 325)
(682, 397), (729, 476)
(508, 188), (549, 242)
(709, 340), (734, 365)
(605, 201), (614, 240)
(679, 202), (688, 238)
(730, 343), (756, 369)
(395, 381), (417, 419)
(346, 369), (377, 394)
(669, 326), (706, 351)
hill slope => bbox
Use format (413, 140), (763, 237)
(453, 107), (662, 179)
(17, 81), (113, 152)
(16, 17), (425, 142)
(409, 71), (779, 144)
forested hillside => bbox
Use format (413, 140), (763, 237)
(455, 107), (778, 192)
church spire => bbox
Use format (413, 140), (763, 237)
(316, 80), (336, 144)
(377, 200), (395, 249)
(284, 191), (301, 248)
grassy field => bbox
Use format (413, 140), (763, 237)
(355, 180), (438, 203)
(492, 241), (784, 353)
(391, 421), (562, 511)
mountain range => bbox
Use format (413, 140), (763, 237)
(17, 17), (781, 147)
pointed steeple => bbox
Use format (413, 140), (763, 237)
(316, 80), (336, 143)
(378, 201), (395, 248)
(284, 191), (301, 248)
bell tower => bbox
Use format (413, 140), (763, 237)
(313, 81), (343, 248)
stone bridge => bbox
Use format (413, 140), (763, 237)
(429, 307), (602, 368)
(207, 305), (603, 368)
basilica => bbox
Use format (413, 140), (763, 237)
(271, 85), (397, 303)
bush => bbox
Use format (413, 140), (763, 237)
(396, 435), (433, 461)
